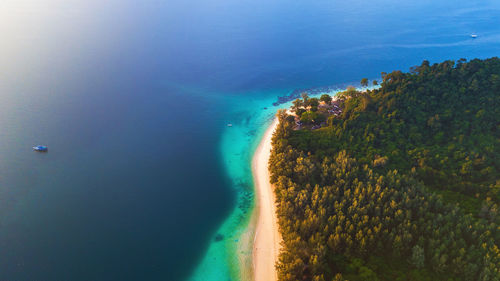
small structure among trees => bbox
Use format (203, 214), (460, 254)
(289, 91), (349, 130)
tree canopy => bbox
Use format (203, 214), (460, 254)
(360, 78), (369, 87)
(269, 58), (500, 281)
(321, 94), (333, 104)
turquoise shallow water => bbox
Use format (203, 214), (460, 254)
(189, 86), (375, 281)
(188, 90), (282, 281)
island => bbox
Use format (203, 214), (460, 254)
(257, 58), (499, 281)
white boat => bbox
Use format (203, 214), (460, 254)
(471, 34), (478, 38)
(33, 145), (48, 152)
(227, 123), (233, 127)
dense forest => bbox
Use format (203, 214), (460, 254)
(269, 58), (500, 281)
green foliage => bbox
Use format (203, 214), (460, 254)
(301, 111), (319, 124)
(296, 108), (306, 117)
(360, 78), (369, 87)
(302, 93), (310, 106)
(320, 94), (332, 104)
(410, 245), (425, 269)
(346, 259), (379, 281)
(269, 58), (500, 281)
(309, 98), (320, 107)
(291, 92), (328, 126)
(292, 98), (303, 112)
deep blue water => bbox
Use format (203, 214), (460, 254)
(0, 0), (499, 280)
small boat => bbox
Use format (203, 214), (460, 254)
(33, 145), (48, 152)
(471, 34), (478, 38)
(227, 123), (233, 127)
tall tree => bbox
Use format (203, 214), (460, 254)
(360, 78), (369, 87)
(301, 93), (310, 106)
(320, 94), (332, 105)
(292, 98), (303, 113)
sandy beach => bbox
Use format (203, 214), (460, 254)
(251, 118), (281, 281)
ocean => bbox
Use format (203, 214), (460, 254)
(0, 0), (499, 280)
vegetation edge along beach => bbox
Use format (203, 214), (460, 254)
(247, 86), (372, 281)
(266, 58), (499, 281)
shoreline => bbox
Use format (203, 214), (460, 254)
(248, 117), (281, 281)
